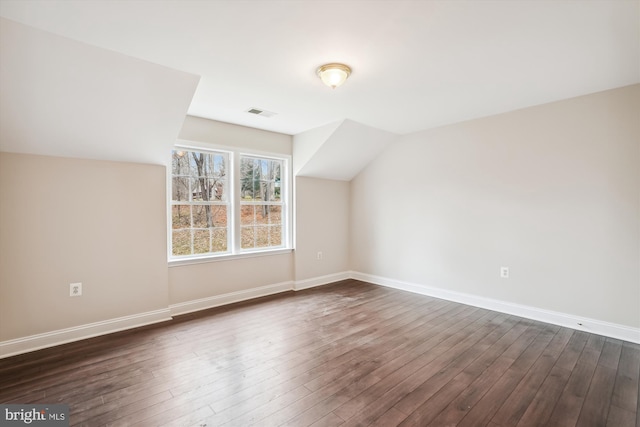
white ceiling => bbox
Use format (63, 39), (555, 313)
(294, 119), (397, 181)
(0, 19), (199, 165)
(1, 0), (638, 136)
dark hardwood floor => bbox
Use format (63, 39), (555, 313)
(1, 280), (638, 426)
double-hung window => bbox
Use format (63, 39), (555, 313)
(171, 149), (229, 256)
(169, 145), (290, 261)
(240, 156), (284, 249)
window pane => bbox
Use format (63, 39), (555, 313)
(192, 204), (227, 228)
(193, 229), (210, 254)
(270, 226), (282, 246)
(241, 205), (255, 225)
(204, 153), (216, 177)
(269, 206), (281, 225)
(241, 227), (255, 249)
(256, 226), (269, 248)
(260, 182), (275, 201)
(255, 205), (268, 225)
(172, 205), (191, 229)
(270, 161), (280, 179)
(254, 181), (264, 201)
(172, 177), (190, 202)
(172, 150), (190, 175)
(192, 205), (211, 228)
(191, 178), (209, 201)
(190, 152), (213, 178)
(172, 230), (191, 256)
(188, 178), (199, 201)
(274, 181), (282, 201)
(214, 154), (227, 176)
(212, 179), (226, 201)
(212, 228), (227, 252)
(212, 205), (227, 227)
(240, 157), (257, 200)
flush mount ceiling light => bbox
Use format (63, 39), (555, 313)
(316, 63), (352, 89)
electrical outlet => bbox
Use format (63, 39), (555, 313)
(70, 282), (82, 297)
(317, 251), (323, 260)
(500, 267), (509, 279)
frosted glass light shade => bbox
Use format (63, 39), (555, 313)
(316, 63), (352, 89)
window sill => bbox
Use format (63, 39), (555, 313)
(168, 248), (293, 267)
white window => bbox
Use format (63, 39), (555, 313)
(240, 155), (284, 250)
(171, 149), (230, 257)
(170, 145), (290, 261)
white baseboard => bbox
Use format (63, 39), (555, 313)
(294, 271), (351, 291)
(169, 272), (351, 316)
(350, 271), (640, 344)
(169, 281), (294, 316)
(0, 308), (172, 359)
(0, 273), (344, 359)
(8, 270), (632, 360)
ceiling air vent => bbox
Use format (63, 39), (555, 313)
(246, 108), (277, 118)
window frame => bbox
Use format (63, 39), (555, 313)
(168, 141), (292, 265)
(238, 154), (286, 252)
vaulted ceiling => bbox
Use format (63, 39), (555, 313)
(2, 0), (637, 136)
(0, 1), (638, 175)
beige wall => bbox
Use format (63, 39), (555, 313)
(179, 116), (292, 154)
(350, 85), (640, 328)
(295, 177), (350, 281)
(169, 254), (293, 304)
(3, 87), (637, 348)
(0, 153), (169, 341)
(1, 117), (350, 346)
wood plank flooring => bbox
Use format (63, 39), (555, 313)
(1, 280), (638, 426)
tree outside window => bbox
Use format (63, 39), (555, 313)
(170, 147), (288, 260)
(171, 149), (229, 256)
(240, 156), (283, 250)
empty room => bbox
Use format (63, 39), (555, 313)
(0, 1), (638, 426)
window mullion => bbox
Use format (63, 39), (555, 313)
(232, 152), (241, 254)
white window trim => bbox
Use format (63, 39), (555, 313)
(167, 140), (293, 265)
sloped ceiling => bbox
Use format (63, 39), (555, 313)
(0, 18), (199, 165)
(292, 121), (343, 177)
(294, 120), (397, 181)
(0, 1), (638, 179)
(0, 0), (637, 136)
